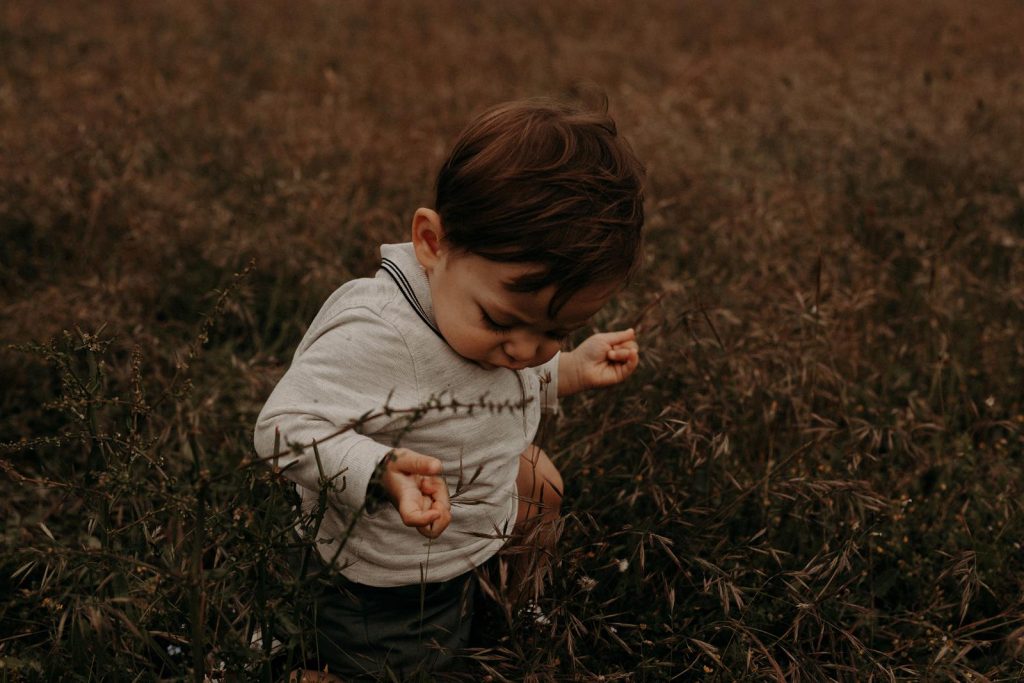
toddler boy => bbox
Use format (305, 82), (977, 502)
(254, 98), (644, 678)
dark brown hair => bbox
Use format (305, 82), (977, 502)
(435, 97), (645, 315)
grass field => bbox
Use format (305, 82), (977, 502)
(2, 1), (1024, 680)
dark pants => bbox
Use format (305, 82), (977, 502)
(300, 551), (477, 679)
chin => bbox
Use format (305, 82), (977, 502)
(475, 359), (522, 371)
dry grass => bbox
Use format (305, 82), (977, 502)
(2, 0), (1023, 680)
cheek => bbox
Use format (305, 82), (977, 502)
(540, 341), (562, 362)
(439, 315), (497, 356)
(466, 329), (501, 354)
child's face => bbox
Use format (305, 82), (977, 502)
(425, 250), (617, 371)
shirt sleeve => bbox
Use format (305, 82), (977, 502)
(253, 306), (419, 512)
(536, 351), (560, 415)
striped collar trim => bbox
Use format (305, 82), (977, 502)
(379, 244), (444, 341)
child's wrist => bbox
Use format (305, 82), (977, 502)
(558, 350), (587, 397)
(364, 450), (397, 514)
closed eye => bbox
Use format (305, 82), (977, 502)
(481, 306), (578, 342)
(480, 308), (513, 334)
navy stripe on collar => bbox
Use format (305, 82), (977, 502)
(380, 258), (445, 341)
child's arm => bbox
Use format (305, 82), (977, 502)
(254, 307), (451, 538)
(557, 328), (639, 397)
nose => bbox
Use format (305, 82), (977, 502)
(502, 333), (541, 365)
(503, 333), (561, 368)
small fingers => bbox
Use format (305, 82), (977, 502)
(420, 475), (452, 506)
(624, 350), (640, 372)
(398, 504), (441, 529)
(391, 449), (442, 476)
(607, 342), (640, 362)
(392, 472), (452, 539)
(419, 476), (452, 538)
(599, 328), (636, 345)
(424, 502), (452, 538)
(416, 506), (451, 539)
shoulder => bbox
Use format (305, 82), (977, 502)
(312, 272), (400, 325)
(297, 274), (412, 358)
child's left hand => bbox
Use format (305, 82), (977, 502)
(559, 328), (639, 397)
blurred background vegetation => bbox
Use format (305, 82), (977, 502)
(2, 0), (1023, 679)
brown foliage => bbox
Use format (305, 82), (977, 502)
(2, 0), (1023, 680)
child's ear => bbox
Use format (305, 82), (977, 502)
(411, 208), (445, 272)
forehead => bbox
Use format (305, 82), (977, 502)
(457, 254), (618, 324)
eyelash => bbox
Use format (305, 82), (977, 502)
(480, 309), (570, 341)
(480, 309), (513, 334)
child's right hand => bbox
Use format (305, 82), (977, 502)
(380, 448), (452, 539)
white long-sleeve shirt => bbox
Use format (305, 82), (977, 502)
(254, 243), (558, 586)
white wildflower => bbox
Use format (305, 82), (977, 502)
(525, 602), (550, 626)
